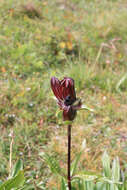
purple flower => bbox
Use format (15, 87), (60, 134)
(51, 77), (81, 121)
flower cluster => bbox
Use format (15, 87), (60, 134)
(51, 77), (81, 121)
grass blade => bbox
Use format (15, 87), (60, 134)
(102, 151), (111, 178)
(112, 157), (120, 182)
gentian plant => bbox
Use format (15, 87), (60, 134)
(51, 77), (81, 190)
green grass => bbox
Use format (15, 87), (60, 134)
(0, 0), (127, 188)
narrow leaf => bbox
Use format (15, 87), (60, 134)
(85, 181), (95, 190)
(116, 73), (127, 93)
(11, 159), (23, 177)
(43, 153), (64, 177)
(102, 151), (111, 178)
(60, 178), (67, 190)
(112, 157), (120, 182)
(99, 177), (122, 185)
(73, 172), (97, 181)
(80, 105), (94, 112)
(71, 151), (82, 176)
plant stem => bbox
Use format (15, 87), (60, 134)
(68, 124), (71, 190)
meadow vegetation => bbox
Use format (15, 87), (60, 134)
(0, 0), (127, 189)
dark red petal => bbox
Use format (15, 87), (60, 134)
(68, 79), (76, 100)
(60, 77), (76, 100)
(51, 77), (63, 100)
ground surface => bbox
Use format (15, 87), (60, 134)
(0, 0), (127, 188)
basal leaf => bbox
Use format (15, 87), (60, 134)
(0, 171), (25, 190)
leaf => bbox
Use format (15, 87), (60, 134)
(76, 179), (85, 190)
(110, 184), (119, 190)
(85, 181), (95, 190)
(116, 73), (127, 93)
(112, 157), (120, 182)
(71, 140), (86, 177)
(64, 120), (73, 125)
(43, 153), (64, 177)
(60, 178), (67, 190)
(102, 151), (111, 178)
(55, 109), (63, 119)
(71, 151), (83, 176)
(95, 182), (108, 190)
(80, 105), (94, 112)
(0, 171), (25, 190)
(99, 177), (122, 185)
(11, 159), (23, 177)
(20, 184), (35, 190)
(73, 172), (98, 181)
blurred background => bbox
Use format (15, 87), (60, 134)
(0, 0), (127, 188)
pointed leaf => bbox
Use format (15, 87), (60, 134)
(71, 151), (82, 176)
(85, 181), (95, 190)
(11, 159), (23, 177)
(99, 177), (122, 185)
(73, 172), (97, 182)
(110, 184), (119, 190)
(60, 177), (67, 190)
(80, 105), (94, 112)
(0, 171), (25, 190)
(43, 153), (64, 177)
(95, 182), (108, 190)
(116, 73), (127, 93)
(112, 157), (120, 182)
(102, 151), (111, 178)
